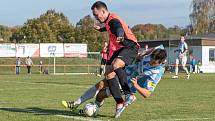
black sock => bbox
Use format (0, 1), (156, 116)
(99, 67), (103, 75)
(114, 68), (131, 95)
(107, 78), (124, 104)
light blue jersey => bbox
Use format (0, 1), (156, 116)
(126, 54), (165, 93)
(178, 42), (188, 57)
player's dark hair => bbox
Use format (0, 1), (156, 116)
(151, 49), (167, 63)
(91, 1), (108, 10)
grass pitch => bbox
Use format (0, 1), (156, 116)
(0, 73), (215, 121)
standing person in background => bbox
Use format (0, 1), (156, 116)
(25, 56), (33, 74)
(172, 36), (190, 79)
(97, 42), (108, 77)
(39, 59), (43, 74)
(15, 57), (22, 75)
(43, 67), (49, 75)
(189, 55), (197, 73)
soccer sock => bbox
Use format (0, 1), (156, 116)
(74, 85), (99, 105)
(183, 67), (189, 74)
(107, 78), (124, 104)
(175, 65), (179, 75)
(114, 68), (131, 95)
(99, 67), (103, 75)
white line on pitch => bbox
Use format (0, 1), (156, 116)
(0, 107), (103, 121)
(55, 114), (103, 121)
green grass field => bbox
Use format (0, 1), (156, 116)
(0, 73), (215, 121)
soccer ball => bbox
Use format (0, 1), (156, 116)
(83, 103), (99, 117)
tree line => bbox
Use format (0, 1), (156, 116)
(190, 0), (214, 34)
(0, 0), (214, 51)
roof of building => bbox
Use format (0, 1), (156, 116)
(139, 34), (215, 47)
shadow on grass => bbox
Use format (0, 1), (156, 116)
(0, 107), (110, 118)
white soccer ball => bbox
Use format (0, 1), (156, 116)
(83, 103), (99, 117)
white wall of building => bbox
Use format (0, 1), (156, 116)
(202, 46), (210, 65)
(200, 46), (215, 73)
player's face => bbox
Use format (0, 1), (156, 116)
(92, 8), (106, 23)
(150, 58), (159, 66)
(180, 36), (185, 43)
(150, 52), (166, 66)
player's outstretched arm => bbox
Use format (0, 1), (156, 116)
(138, 44), (164, 59)
(131, 78), (151, 98)
(174, 49), (179, 53)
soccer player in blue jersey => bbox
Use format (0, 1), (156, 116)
(96, 46), (167, 113)
(172, 36), (190, 79)
(62, 45), (167, 118)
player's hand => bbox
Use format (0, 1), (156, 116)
(131, 78), (138, 87)
(94, 25), (100, 31)
(116, 37), (124, 43)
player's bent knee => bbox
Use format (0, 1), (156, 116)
(105, 72), (116, 80)
(111, 64), (120, 70)
(111, 59), (125, 70)
(96, 89), (108, 102)
(95, 80), (105, 90)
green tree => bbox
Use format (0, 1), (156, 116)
(11, 10), (75, 43)
(190, 0), (215, 34)
(75, 15), (106, 51)
(132, 24), (167, 40)
(167, 25), (184, 39)
(0, 25), (12, 42)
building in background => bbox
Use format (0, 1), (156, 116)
(139, 34), (215, 73)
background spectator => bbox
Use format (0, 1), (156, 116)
(15, 57), (22, 75)
(25, 56), (33, 74)
(97, 42), (108, 77)
(39, 59), (43, 74)
(190, 55), (197, 73)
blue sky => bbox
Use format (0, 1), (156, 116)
(0, 0), (192, 28)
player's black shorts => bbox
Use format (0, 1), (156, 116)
(107, 45), (138, 66)
(101, 58), (107, 65)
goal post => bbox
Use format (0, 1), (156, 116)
(48, 52), (101, 75)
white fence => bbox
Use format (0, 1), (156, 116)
(0, 43), (87, 58)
